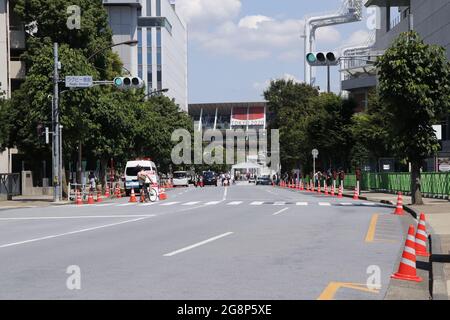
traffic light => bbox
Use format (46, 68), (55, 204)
(306, 52), (339, 66)
(113, 77), (145, 90)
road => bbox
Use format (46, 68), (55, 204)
(0, 184), (405, 300)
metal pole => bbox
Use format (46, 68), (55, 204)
(313, 157), (316, 188)
(53, 42), (60, 202)
(59, 125), (63, 200)
(327, 64), (331, 93)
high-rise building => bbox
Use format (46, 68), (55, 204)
(341, 0), (450, 171)
(103, 0), (188, 111)
(0, 0), (24, 173)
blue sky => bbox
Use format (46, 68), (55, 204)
(176, 0), (372, 103)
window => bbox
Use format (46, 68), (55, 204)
(156, 47), (161, 65)
(156, 0), (161, 16)
(157, 65), (162, 90)
(146, 0), (152, 16)
(147, 69), (153, 91)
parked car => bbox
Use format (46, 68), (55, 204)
(256, 175), (272, 185)
(203, 171), (218, 186)
(124, 159), (158, 196)
(172, 171), (189, 187)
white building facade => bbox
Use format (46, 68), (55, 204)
(103, 0), (188, 111)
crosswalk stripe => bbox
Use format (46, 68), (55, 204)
(139, 202), (157, 206)
(182, 201), (201, 206)
(296, 202), (308, 206)
(250, 201), (264, 206)
(117, 203), (134, 207)
(204, 201), (221, 206)
(318, 202), (331, 206)
(160, 202), (179, 206)
(227, 201), (242, 206)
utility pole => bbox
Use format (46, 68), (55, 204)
(53, 43), (61, 202)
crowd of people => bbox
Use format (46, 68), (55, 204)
(274, 168), (350, 186)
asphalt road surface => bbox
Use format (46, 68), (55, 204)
(0, 184), (405, 299)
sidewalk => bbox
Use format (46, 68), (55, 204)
(343, 189), (450, 300)
(0, 195), (71, 209)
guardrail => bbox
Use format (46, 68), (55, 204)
(0, 173), (21, 200)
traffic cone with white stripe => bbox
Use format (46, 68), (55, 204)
(311, 181), (315, 193)
(415, 213), (430, 257)
(75, 190), (83, 205)
(324, 183), (329, 196)
(338, 184), (343, 198)
(96, 190), (103, 203)
(300, 181), (304, 191)
(129, 188), (137, 203)
(353, 186), (359, 200)
(105, 185), (110, 198)
(394, 192), (404, 215)
(87, 191), (95, 205)
(159, 188), (167, 200)
(391, 225), (422, 282)
(331, 183), (335, 197)
(317, 183), (321, 194)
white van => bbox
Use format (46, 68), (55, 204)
(173, 171), (189, 187)
(124, 160), (158, 196)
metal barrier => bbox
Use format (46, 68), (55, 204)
(343, 172), (450, 199)
(0, 173), (21, 200)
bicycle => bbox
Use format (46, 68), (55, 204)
(140, 184), (158, 202)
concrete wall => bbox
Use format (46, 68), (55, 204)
(0, 0), (9, 97)
(105, 5), (139, 76)
(160, 0), (187, 111)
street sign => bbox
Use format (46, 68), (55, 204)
(312, 149), (319, 158)
(65, 76), (93, 88)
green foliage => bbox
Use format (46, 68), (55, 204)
(376, 31), (450, 164)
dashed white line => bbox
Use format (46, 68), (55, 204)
(182, 201), (200, 206)
(204, 201), (221, 206)
(0, 217), (151, 249)
(227, 201), (242, 206)
(273, 202), (286, 206)
(273, 208), (290, 216)
(296, 202), (308, 206)
(318, 202), (331, 206)
(250, 201), (264, 206)
(160, 202), (179, 206)
(164, 232), (234, 257)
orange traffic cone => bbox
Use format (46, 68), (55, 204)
(159, 188), (167, 200)
(129, 188), (137, 203)
(311, 182), (315, 192)
(353, 186), (359, 200)
(415, 213), (430, 257)
(391, 225), (422, 282)
(318, 183), (321, 194)
(338, 184), (343, 198)
(96, 190), (103, 203)
(117, 186), (122, 199)
(87, 192), (95, 205)
(75, 190), (83, 205)
(324, 183), (329, 196)
(105, 185), (110, 198)
(331, 184), (335, 197)
(394, 192), (404, 215)
(300, 181), (304, 191)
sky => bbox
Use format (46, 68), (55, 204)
(175, 0), (374, 103)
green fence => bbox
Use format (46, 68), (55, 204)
(342, 172), (450, 198)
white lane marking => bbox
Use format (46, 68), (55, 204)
(164, 232), (234, 257)
(182, 201), (200, 206)
(273, 208), (289, 216)
(296, 202), (308, 206)
(117, 203), (135, 207)
(93, 203), (115, 207)
(273, 202), (286, 206)
(362, 203), (375, 206)
(160, 202), (179, 206)
(227, 201), (242, 206)
(340, 203), (353, 206)
(0, 214), (155, 221)
(223, 188), (228, 201)
(0, 217), (150, 249)
(318, 202), (331, 206)
(250, 201), (264, 206)
(204, 201), (221, 206)
(139, 202), (157, 206)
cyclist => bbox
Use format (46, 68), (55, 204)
(137, 165), (156, 200)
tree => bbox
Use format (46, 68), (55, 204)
(377, 31), (450, 204)
(264, 80), (319, 174)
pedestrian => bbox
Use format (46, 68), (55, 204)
(88, 171), (96, 192)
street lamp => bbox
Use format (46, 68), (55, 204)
(87, 40), (138, 61)
(142, 88), (169, 101)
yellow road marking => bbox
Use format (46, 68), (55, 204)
(365, 214), (379, 242)
(317, 282), (379, 300)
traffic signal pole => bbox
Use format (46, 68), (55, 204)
(327, 64), (331, 93)
(53, 43), (61, 202)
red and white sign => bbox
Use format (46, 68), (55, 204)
(231, 107), (265, 126)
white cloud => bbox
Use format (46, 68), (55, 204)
(176, 0), (342, 61)
(253, 73), (301, 90)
